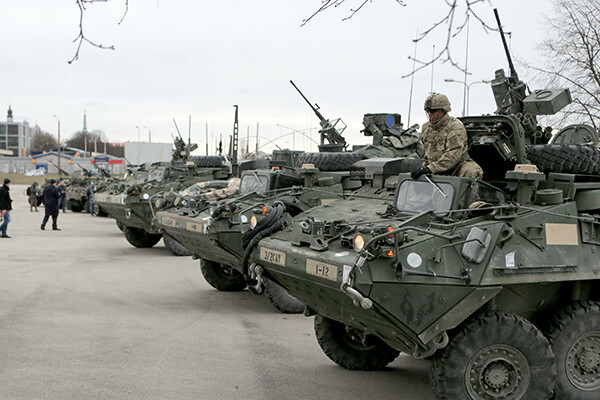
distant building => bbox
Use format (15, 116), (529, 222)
(0, 106), (32, 157)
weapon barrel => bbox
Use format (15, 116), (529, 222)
(494, 8), (518, 80)
(290, 80), (326, 122)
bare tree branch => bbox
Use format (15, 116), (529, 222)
(68, 0), (129, 64)
(303, 0), (498, 77)
(527, 0), (600, 130)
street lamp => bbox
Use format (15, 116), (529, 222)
(276, 124), (317, 152)
(52, 115), (61, 175)
(444, 79), (492, 116)
(143, 126), (151, 142)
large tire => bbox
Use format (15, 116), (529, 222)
(296, 152), (363, 171)
(263, 277), (305, 314)
(314, 315), (400, 370)
(190, 155), (226, 168)
(526, 144), (600, 175)
(123, 226), (163, 248)
(547, 301), (600, 400)
(200, 259), (246, 291)
(93, 204), (108, 217)
(431, 311), (555, 400)
(163, 235), (193, 257)
(69, 200), (83, 212)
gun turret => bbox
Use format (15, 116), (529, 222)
(49, 159), (70, 177)
(491, 9), (528, 116)
(491, 9), (572, 135)
(77, 163), (92, 177)
(290, 80), (348, 151)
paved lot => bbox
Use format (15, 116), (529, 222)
(0, 184), (433, 400)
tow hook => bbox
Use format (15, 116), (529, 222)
(248, 263), (265, 294)
(341, 283), (373, 309)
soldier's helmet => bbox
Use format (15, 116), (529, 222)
(424, 93), (452, 112)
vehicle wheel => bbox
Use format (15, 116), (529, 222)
(190, 155), (226, 168)
(431, 311), (555, 400)
(296, 152), (363, 171)
(263, 277), (305, 314)
(199, 259), (246, 291)
(526, 144), (600, 175)
(93, 204), (108, 217)
(547, 301), (600, 400)
(163, 234), (192, 257)
(123, 226), (162, 248)
(314, 315), (400, 370)
(116, 221), (124, 232)
(83, 200), (90, 213)
(69, 201), (83, 212)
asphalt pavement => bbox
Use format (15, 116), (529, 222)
(0, 184), (433, 400)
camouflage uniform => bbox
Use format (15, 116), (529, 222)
(421, 113), (483, 179)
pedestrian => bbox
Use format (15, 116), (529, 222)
(28, 181), (41, 212)
(86, 183), (95, 216)
(411, 93), (483, 180)
(0, 178), (13, 238)
(57, 179), (67, 213)
(41, 179), (61, 231)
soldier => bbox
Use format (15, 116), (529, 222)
(411, 93), (482, 180)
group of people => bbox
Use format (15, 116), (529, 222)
(0, 178), (66, 238)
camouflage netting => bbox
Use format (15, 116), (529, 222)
(181, 177), (241, 201)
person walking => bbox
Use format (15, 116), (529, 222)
(86, 183), (95, 216)
(41, 179), (61, 231)
(57, 179), (67, 213)
(0, 178), (13, 238)
(28, 181), (41, 212)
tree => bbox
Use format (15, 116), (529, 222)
(529, 0), (600, 130)
(32, 131), (58, 152)
(65, 130), (124, 158)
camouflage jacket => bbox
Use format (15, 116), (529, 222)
(421, 113), (471, 174)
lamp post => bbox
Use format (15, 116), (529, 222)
(52, 115), (61, 175)
(443, 79), (492, 116)
(143, 126), (151, 143)
(276, 124), (316, 152)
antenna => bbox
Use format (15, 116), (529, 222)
(407, 26), (419, 127)
(430, 44), (435, 92)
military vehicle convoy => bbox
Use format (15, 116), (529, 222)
(245, 16), (600, 400)
(154, 108), (423, 312)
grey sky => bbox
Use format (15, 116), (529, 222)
(1, 0), (551, 154)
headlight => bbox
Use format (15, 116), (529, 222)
(141, 193), (150, 200)
(241, 215), (248, 224)
(249, 215), (258, 229)
(353, 234), (365, 252)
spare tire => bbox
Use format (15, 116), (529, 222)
(190, 155), (226, 168)
(526, 144), (600, 175)
(296, 152), (363, 171)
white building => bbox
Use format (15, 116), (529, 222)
(0, 106), (32, 157)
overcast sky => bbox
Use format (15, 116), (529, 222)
(1, 0), (552, 154)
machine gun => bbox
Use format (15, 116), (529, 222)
(491, 8), (570, 121)
(49, 159), (70, 177)
(77, 163), (93, 177)
(290, 80), (348, 151)
(171, 120), (199, 163)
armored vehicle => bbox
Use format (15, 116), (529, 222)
(107, 157), (231, 253)
(154, 112), (422, 312)
(155, 153), (364, 312)
(65, 166), (112, 213)
(247, 18), (600, 400)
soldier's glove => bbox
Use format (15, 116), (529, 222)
(411, 166), (432, 180)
